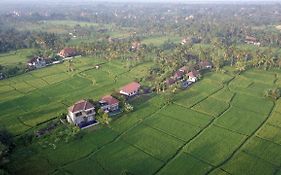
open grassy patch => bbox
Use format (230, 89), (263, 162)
(232, 94), (274, 115)
(174, 89), (207, 108)
(256, 124), (281, 145)
(159, 104), (212, 127)
(143, 113), (202, 141)
(267, 111), (281, 127)
(44, 128), (118, 166)
(215, 106), (266, 135)
(242, 136), (281, 166)
(122, 124), (184, 161)
(63, 158), (107, 175)
(91, 140), (163, 175)
(184, 126), (246, 166)
(210, 87), (234, 103)
(159, 152), (212, 175)
(221, 151), (277, 175)
(241, 70), (276, 85)
(273, 99), (281, 113)
(192, 97), (230, 117)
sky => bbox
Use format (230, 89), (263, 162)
(1, 0), (280, 4)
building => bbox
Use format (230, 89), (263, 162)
(58, 48), (78, 58)
(245, 36), (261, 46)
(173, 70), (184, 80)
(67, 100), (97, 129)
(199, 60), (212, 70)
(120, 82), (141, 97)
(187, 70), (200, 82)
(27, 57), (46, 69)
(99, 95), (119, 112)
(130, 41), (141, 51)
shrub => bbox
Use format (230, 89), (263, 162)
(264, 88), (281, 100)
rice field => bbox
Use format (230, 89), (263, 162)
(2, 65), (281, 175)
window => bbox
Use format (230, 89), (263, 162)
(75, 112), (82, 117)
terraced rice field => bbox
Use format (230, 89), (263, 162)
(2, 61), (281, 175)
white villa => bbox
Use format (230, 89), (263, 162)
(67, 100), (97, 128)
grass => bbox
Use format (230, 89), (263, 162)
(215, 106), (267, 135)
(184, 125), (247, 166)
(122, 124), (184, 161)
(210, 87), (234, 103)
(231, 94), (274, 115)
(158, 153), (212, 175)
(143, 113), (202, 141)
(142, 35), (181, 46)
(256, 124), (281, 145)
(242, 136), (281, 166)
(0, 48), (35, 66)
(3, 66), (281, 175)
(192, 97), (230, 117)
(159, 104), (212, 128)
(221, 151), (277, 175)
(90, 140), (163, 175)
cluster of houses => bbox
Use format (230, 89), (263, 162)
(166, 60), (212, 88)
(67, 82), (141, 129)
(27, 48), (79, 70)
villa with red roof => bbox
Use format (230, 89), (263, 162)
(67, 100), (97, 128)
(120, 82), (141, 97)
(58, 48), (78, 58)
(99, 95), (120, 112)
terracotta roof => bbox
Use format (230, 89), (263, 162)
(187, 70), (200, 78)
(179, 66), (189, 73)
(174, 71), (184, 78)
(199, 61), (212, 68)
(68, 100), (94, 113)
(101, 95), (119, 105)
(120, 82), (141, 94)
(245, 36), (257, 42)
(59, 48), (77, 57)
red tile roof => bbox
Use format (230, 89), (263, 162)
(174, 71), (184, 78)
(187, 70), (200, 78)
(59, 48), (77, 57)
(120, 82), (141, 94)
(68, 100), (94, 113)
(199, 60), (212, 68)
(101, 95), (119, 105)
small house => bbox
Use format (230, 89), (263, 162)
(99, 95), (119, 112)
(245, 36), (260, 46)
(187, 70), (200, 82)
(173, 70), (184, 80)
(130, 41), (141, 51)
(27, 57), (46, 69)
(67, 100), (97, 129)
(58, 48), (78, 58)
(120, 82), (141, 97)
(199, 60), (212, 70)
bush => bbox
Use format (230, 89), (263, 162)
(264, 88), (281, 100)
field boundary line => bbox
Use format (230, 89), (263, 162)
(183, 152), (215, 168)
(142, 122), (187, 142)
(255, 135), (281, 147)
(205, 98), (276, 174)
(242, 150), (279, 167)
(213, 124), (249, 137)
(153, 112), (204, 129)
(50, 104), (168, 174)
(121, 138), (165, 163)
